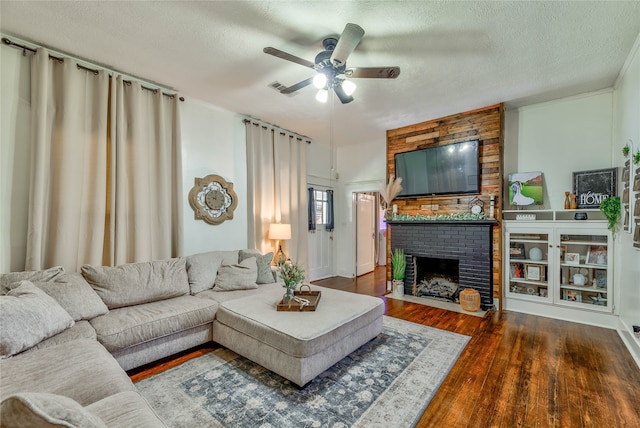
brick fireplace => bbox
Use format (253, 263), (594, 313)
(388, 220), (497, 310)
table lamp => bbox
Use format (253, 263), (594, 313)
(268, 223), (291, 264)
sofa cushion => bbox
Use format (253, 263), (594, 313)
(239, 250), (275, 284)
(81, 258), (189, 309)
(89, 296), (218, 352)
(0, 392), (106, 428)
(185, 250), (239, 294)
(86, 391), (167, 428)
(0, 266), (64, 295)
(0, 339), (135, 406)
(22, 273), (109, 321)
(0, 281), (75, 358)
(213, 257), (258, 291)
(22, 321), (96, 355)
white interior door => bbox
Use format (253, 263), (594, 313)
(356, 193), (376, 276)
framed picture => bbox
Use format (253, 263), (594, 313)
(586, 245), (607, 265)
(565, 252), (580, 265)
(510, 262), (525, 279)
(594, 270), (607, 288)
(572, 168), (617, 209)
(509, 242), (526, 259)
(525, 264), (544, 281)
(622, 164), (630, 182)
(634, 172), (640, 192)
(508, 172), (544, 207)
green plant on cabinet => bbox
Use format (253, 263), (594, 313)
(391, 248), (406, 280)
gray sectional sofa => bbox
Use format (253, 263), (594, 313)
(0, 249), (384, 427)
(0, 249), (285, 427)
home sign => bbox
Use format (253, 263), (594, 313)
(572, 168), (617, 209)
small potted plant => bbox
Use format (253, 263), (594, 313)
(277, 260), (305, 304)
(599, 196), (621, 233)
(391, 248), (406, 297)
(622, 144), (630, 158)
(634, 149), (640, 165)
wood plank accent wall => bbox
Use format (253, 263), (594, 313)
(386, 104), (504, 307)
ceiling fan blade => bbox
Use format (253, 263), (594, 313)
(263, 47), (315, 69)
(333, 85), (354, 104)
(330, 23), (365, 66)
(346, 67), (401, 79)
(280, 77), (314, 94)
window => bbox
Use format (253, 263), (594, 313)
(314, 190), (329, 225)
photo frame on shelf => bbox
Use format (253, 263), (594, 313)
(594, 270), (607, 288)
(509, 242), (526, 259)
(508, 172), (544, 207)
(510, 262), (525, 279)
(586, 245), (608, 265)
(572, 168), (617, 209)
(525, 264), (544, 281)
(565, 252), (580, 265)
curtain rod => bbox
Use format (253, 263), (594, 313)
(2, 37), (184, 101)
(242, 118), (311, 144)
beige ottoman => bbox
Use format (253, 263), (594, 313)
(211, 285), (384, 387)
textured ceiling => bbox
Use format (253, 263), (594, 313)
(1, 1), (639, 147)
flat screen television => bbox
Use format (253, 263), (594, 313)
(394, 140), (480, 198)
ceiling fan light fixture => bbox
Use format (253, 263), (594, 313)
(316, 89), (329, 103)
(313, 73), (327, 89)
(341, 79), (356, 96)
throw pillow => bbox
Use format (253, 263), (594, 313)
(239, 250), (275, 284)
(18, 273), (109, 321)
(81, 257), (189, 309)
(0, 266), (65, 295)
(185, 250), (239, 294)
(214, 257), (259, 291)
(0, 392), (106, 428)
(0, 281), (75, 358)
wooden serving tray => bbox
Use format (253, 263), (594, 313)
(276, 285), (321, 311)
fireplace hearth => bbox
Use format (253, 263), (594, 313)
(389, 220), (496, 310)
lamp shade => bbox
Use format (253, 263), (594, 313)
(268, 223), (291, 240)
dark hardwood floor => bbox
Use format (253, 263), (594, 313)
(130, 266), (640, 427)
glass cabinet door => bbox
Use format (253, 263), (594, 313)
(557, 232), (610, 311)
(507, 230), (551, 302)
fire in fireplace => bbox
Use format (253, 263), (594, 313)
(413, 257), (460, 302)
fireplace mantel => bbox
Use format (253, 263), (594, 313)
(389, 220), (497, 310)
(387, 220), (498, 226)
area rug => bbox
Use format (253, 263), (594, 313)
(136, 316), (469, 428)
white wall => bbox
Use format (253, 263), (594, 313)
(334, 140), (386, 277)
(612, 33), (640, 362)
(506, 90), (614, 210)
(180, 99), (248, 255)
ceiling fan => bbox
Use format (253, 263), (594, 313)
(264, 23), (400, 104)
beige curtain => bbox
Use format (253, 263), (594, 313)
(26, 49), (110, 271)
(245, 121), (309, 272)
(26, 48), (182, 271)
(110, 76), (183, 265)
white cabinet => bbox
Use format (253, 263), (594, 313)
(504, 217), (613, 314)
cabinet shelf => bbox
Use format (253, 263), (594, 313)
(510, 258), (548, 265)
(559, 263), (607, 270)
(560, 284), (608, 293)
(510, 279), (548, 286)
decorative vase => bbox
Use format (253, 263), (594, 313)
(570, 194), (577, 209)
(283, 287), (295, 304)
(392, 280), (404, 298)
(564, 192), (571, 209)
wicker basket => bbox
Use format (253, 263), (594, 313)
(459, 288), (481, 312)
